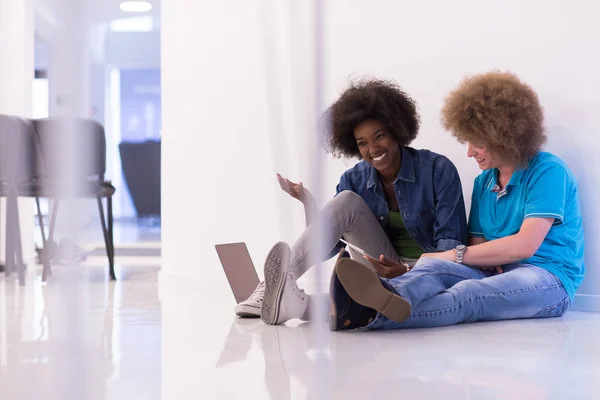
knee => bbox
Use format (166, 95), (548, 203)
(445, 281), (487, 321)
(331, 190), (368, 211)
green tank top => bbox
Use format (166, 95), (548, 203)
(386, 211), (424, 259)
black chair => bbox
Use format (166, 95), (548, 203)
(32, 118), (116, 280)
(119, 140), (161, 217)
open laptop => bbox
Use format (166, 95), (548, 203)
(215, 242), (260, 303)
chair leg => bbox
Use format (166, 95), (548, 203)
(42, 199), (59, 281)
(97, 197), (116, 280)
(35, 197), (52, 282)
(35, 197), (47, 244)
(108, 195), (115, 280)
(13, 206), (25, 286)
(0, 198), (4, 274)
(4, 197), (15, 278)
(48, 199), (59, 242)
(7, 196), (25, 285)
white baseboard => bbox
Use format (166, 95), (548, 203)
(571, 294), (600, 313)
(158, 271), (600, 314)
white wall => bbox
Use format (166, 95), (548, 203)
(161, 0), (600, 306)
(162, 0), (318, 286)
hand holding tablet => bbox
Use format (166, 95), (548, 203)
(339, 239), (412, 279)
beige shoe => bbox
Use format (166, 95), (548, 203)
(335, 258), (411, 323)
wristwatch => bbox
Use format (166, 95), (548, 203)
(454, 245), (467, 264)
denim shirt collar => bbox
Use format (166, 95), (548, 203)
(367, 146), (416, 188)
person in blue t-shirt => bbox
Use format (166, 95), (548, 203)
(331, 71), (585, 330)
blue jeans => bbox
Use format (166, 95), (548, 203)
(367, 258), (571, 330)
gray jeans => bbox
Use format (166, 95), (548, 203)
(289, 190), (417, 280)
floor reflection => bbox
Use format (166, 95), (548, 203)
(213, 312), (596, 399)
(3, 258), (600, 400)
(0, 263), (161, 400)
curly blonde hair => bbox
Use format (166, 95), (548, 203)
(441, 71), (546, 165)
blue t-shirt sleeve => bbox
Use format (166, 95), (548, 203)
(468, 177), (485, 237)
(524, 165), (567, 225)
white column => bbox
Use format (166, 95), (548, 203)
(46, 0), (89, 118)
(160, 0), (327, 398)
(0, 0), (34, 380)
(41, 0), (95, 231)
(0, 0), (35, 264)
(31, 3), (95, 397)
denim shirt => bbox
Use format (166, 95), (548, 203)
(329, 146), (467, 258)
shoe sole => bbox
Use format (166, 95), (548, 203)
(236, 304), (261, 318)
(236, 311), (261, 318)
(328, 267), (339, 331)
(261, 243), (290, 325)
(328, 250), (349, 331)
(335, 258), (411, 323)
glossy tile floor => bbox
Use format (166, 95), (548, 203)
(0, 262), (161, 400)
(3, 223), (600, 399)
(209, 313), (600, 400)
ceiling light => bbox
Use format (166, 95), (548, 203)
(120, 1), (152, 13)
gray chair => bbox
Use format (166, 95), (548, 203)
(0, 115), (39, 284)
(32, 118), (116, 280)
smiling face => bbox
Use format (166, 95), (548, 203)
(353, 119), (401, 177)
(466, 141), (504, 170)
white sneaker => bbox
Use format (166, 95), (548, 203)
(235, 281), (265, 318)
(261, 242), (308, 325)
